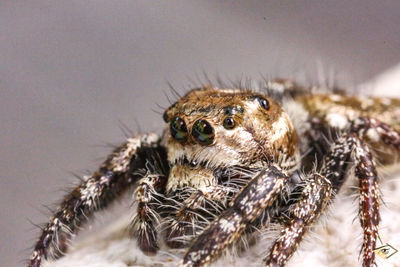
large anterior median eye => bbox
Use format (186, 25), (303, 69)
(192, 119), (215, 145)
(170, 116), (188, 142)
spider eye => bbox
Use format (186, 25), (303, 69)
(170, 116), (188, 142)
(257, 97), (270, 110)
(223, 117), (236, 129)
(192, 119), (215, 145)
(163, 111), (169, 123)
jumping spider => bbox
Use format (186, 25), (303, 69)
(29, 79), (400, 267)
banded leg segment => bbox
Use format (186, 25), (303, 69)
(350, 118), (400, 266)
(132, 174), (167, 254)
(325, 134), (381, 266)
(353, 138), (380, 266)
(181, 166), (287, 267)
(264, 174), (332, 266)
(265, 132), (384, 267)
(29, 134), (163, 267)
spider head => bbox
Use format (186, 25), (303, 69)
(163, 87), (299, 170)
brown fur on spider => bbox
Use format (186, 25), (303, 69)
(29, 79), (400, 267)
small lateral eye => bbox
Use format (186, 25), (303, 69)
(170, 116), (188, 142)
(192, 119), (215, 146)
(257, 97), (270, 110)
(223, 117), (236, 129)
(163, 111), (169, 123)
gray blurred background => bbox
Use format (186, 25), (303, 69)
(1, 1), (400, 266)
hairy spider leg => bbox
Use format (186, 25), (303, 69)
(29, 134), (163, 267)
(265, 118), (400, 267)
(353, 137), (379, 267)
(265, 134), (378, 267)
(351, 118), (400, 266)
(131, 173), (167, 254)
(180, 166), (287, 267)
(264, 132), (354, 266)
(264, 174), (332, 266)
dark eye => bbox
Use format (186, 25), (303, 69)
(170, 116), (188, 142)
(192, 119), (215, 145)
(257, 97), (270, 110)
(163, 111), (169, 123)
(223, 117), (236, 129)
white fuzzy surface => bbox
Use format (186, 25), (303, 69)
(42, 165), (400, 267)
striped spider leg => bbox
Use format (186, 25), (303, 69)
(181, 166), (288, 266)
(265, 118), (400, 267)
(29, 133), (166, 267)
(131, 173), (168, 254)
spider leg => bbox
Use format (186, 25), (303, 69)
(29, 133), (165, 267)
(352, 117), (400, 149)
(264, 174), (332, 266)
(132, 173), (167, 254)
(265, 118), (400, 267)
(351, 118), (400, 266)
(264, 134), (359, 266)
(166, 186), (229, 248)
(180, 166), (287, 267)
(353, 136), (380, 267)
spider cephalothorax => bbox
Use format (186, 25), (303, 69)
(159, 88), (299, 250)
(29, 80), (400, 267)
(163, 87), (299, 189)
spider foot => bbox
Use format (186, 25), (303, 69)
(136, 220), (159, 255)
(166, 220), (193, 248)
